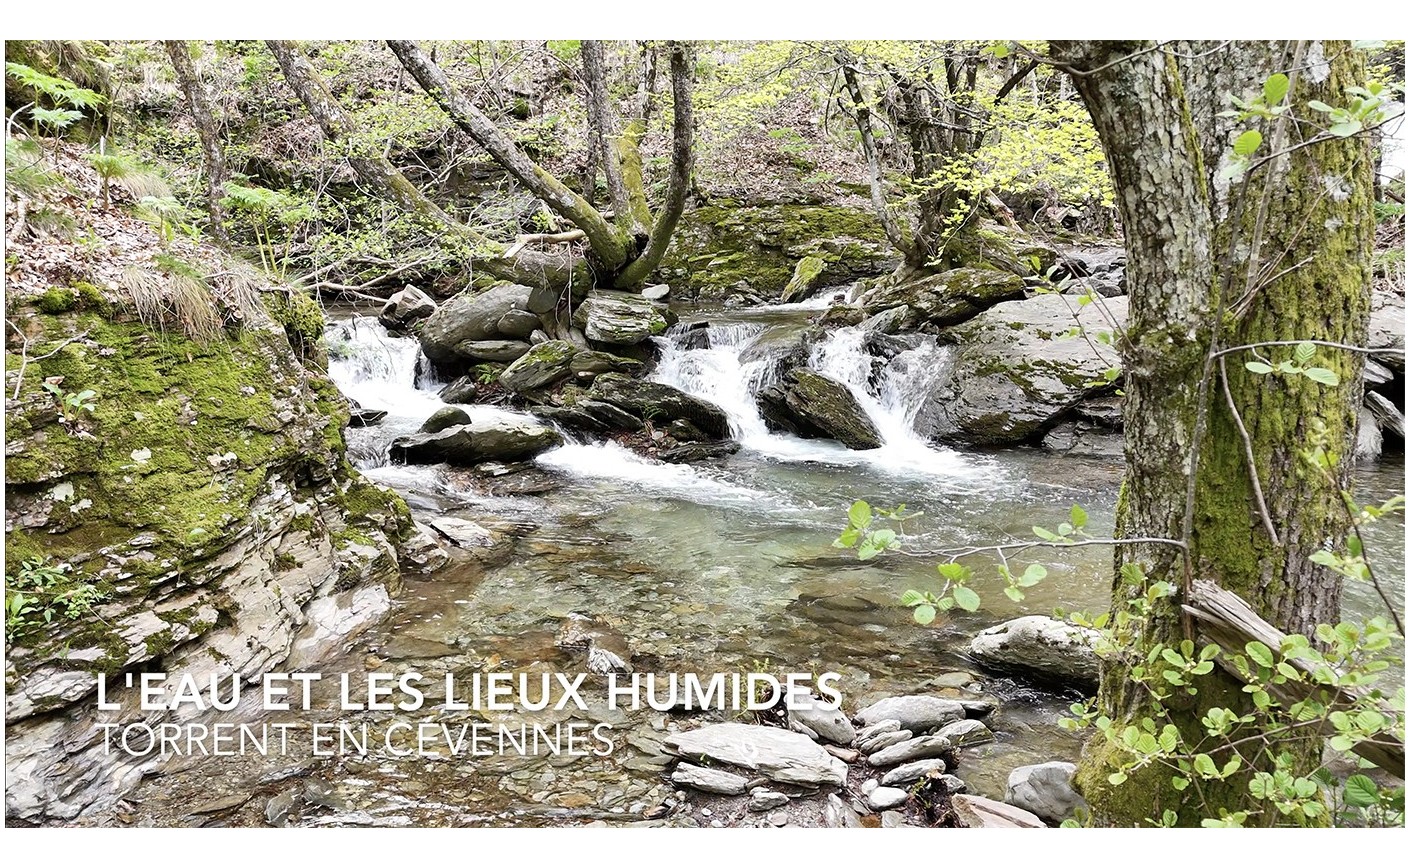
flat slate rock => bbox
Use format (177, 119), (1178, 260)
(662, 723), (846, 788)
(854, 695), (967, 733)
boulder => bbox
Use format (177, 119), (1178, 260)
(780, 255), (827, 304)
(933, 294), (1128, 446)
(419, 283), (533, 364)
(496, 309), (542, 339)
(662, 723), (847, 788)
(867, 787), (910, 811)
(757, 368), (881, 450)
(952, 794), (1045, 829)
(348, 408), (386, 427)
(1005, 761), (1086, 823)
(418, 406), (471, 435)
(968, 615), (1100, 689)
(859, 268), (1026, 327)
(498, 341), (577, 394)
(658, 440), (741, 463)
(641, 284), (672, 301)
(588, 374), (730, 439)
(390, 421), (563, 466)
(453, 339), (531, 363)
(438, 375), (480, 405)
(1369, 291), (1405, 372)
(576, 292), (670, 345)
(378, 285), (437, 330)
(568, 351), (646, 377)
(854, 695), (966, 733)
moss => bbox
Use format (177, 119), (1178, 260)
(35, 286), (77, 314)
(658, 204), (893, 297)
(266, 290), (326, 361)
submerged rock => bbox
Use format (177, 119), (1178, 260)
(1005, 761), (1087, 823)
(390, 421), (564, 466)
(662, 723), (847, 787)
(968, 615), (1100, 689)
(757, 368), (882, 450)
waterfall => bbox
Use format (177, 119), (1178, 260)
(653, 313), (972, 475)
(324, 316), (536, 470)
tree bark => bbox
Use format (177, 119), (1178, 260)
(1050, 39), (1375, 825)
(580, 40), (642, 237)
(163, 41), (228, 242)
(838, 53), (915, 263)
(616, 41), (695, 288)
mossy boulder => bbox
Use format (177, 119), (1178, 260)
(586, 374), (731, 439)
(419, 282), (533, 364)
(930, 294), (1128, 446)
(657, 203), (898, 299)
(779, 255), (827, 304)
(573, 291), (670, 346)
(756, 368), (882, 450)
(498, 339), (577, 394)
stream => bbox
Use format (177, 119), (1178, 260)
(117, 298), (1405, 827)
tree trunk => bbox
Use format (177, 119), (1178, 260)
(1050, 39), (1375, 826)
(266, 40), (458, 228)
(163, 41), (227, 242)
(386, 39), (633, 272)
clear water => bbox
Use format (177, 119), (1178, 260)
(124, 303), (1401, 826)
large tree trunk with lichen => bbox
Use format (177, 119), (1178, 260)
(1050, 40), (1374, 826)
(163, 41), (228, 242)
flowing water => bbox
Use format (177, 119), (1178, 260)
(123, 300), (1405, 826)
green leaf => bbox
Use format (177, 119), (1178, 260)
(1262, 73), (1290, 106)
(937, 562), (969, 582)
(913, 604), (937, 626)
(1033, 525), (1060, 541)
(952, 585), (981, 612)
(1246, 641), (1275, 668)
(1329, 120), (1363, 137)
(1307, 100), (1335, 113)
(1343, 774), (1379, 808)
(1244, 361), (1274, 374)
(1003, 586), (1024, 602)
(847, 500), (872, 528)
(1193, 753), (1218, 777)
(1233, 129), (1263, 157)
(1108, 771), (1127, 786)
(1294, 341), (1316, 363)
(899, 590), (925, 607)
(1069, 504), (1087, 529)
(1303, 367), (1340, 386)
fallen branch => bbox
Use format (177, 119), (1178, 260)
(1182, 578), (1405, 777)
(503, 229), (586, 258)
